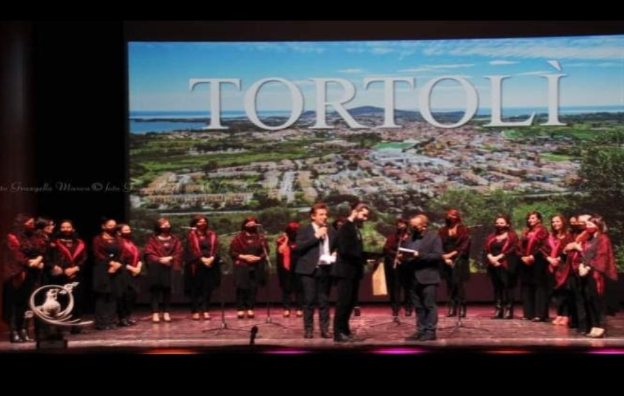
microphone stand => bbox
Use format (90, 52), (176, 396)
(438, 252), (490, 337)
(247, 225), (290, 330)
(203, 240), (250, 337)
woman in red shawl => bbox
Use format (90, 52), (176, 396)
(229, 216), (269, 319)
(541, 214), (574, 326)
(145, 218), (183, 323)
(116, 223), (142, 327)
(184, 215), (220, 321)
(48, 219), (88, 333)
(439, 209), (471, 318)
(567, 215), (618, 338)
(2, 214), (46, 343)
(518, 211), (550, 322)
(484, 214), (519, 319)
(276, 221), (303, 318)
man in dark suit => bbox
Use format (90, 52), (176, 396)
(295, 203), (337, 339)
(332, 202), (370, 342)
(400, 213), (444, 342)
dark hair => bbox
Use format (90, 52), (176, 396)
(284, 221), (300, 240)
(11, 213), (34, 234)
(190, 214), (209, 228)
(332, 216), (347, 230)
(310, 203), (328, 216)
(589, 215), (608, 233)
(100, 217), (116, 227)
(55, 219), (80, 240)
(445, 209), (463, 224)
(115, 223), (131, 234)
(396, 218), (408, 226)
(241, 216), (259, 231)
(550, 214), (568, 234)
(525, 211), (543, 228)
(58, 219), (74, 229)
(35, 216), (54, 230)
(154, 218), (170, 234)
(350, 202), (370, 212)
(494, 214), (512, 228)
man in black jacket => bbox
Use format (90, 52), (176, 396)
(295, 203), (337, 339)
(332, 202), (370, 342)
(400, 213), (444, 341)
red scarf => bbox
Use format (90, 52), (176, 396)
(546, 233), (563, 274)
(7, 233), (27, 285)
(485, 232), (514, 269)
(277, 235), (291, 271)
(188, 230), (217, 275)
(231, 232), (266, 266)
(56, 239), (86, 267)
(524, 225), (545, 257)
(568, 231), (590, 272)
(189, 229), (217, 258)
(584, 234), (618, 295)
(121, 239), (140, 267)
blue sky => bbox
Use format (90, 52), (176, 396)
(129, 35), (624, 112)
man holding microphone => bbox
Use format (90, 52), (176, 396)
(295, 203), (337, 339)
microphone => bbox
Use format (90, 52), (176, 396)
(318, 223), (328, 238)
(250, 326), (258, 346)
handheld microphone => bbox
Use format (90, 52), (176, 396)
(250, 326), (258, 346)
(319, 223), (328, 238)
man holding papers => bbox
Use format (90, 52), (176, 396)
(400, 213), (444, 341)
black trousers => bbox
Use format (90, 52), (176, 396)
(236, 285), (258, 311)
(2, 280), (32, 331)
(411, 282), (438, 336)
(94, 292), (117, 327)
(70, 279), (85, 319)
(333, 277), (360, 336)
(489, 267), (515, 307)
(117, 293), (130, 321)
(150, 286), (172, 313)
(521, 282), (549, 319)
(552, 284), (574, 317)
(384, 259), (413, 314)
(444, 267), (467, 306)
(118, 286), (138, 320)
(281, 273), (303, 310)
(574, 275), (606, 331)
(300, 269), (331, 332)
(190, 285), (215, 313)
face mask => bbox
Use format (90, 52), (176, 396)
(105, 229), (116, 236)
(586, 227), (598, 234)
(160, 227), (171, 235)
(495, 225), (508, 232)
(121, 233), (132, 240)
(61, 231), (74, 238)
(445, 218), (458, 226)
(245, 225), (257, 233)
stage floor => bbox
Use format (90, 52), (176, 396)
(2, 304), (624, 353)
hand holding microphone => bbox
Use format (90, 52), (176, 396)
(316, 224), (328, 240)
